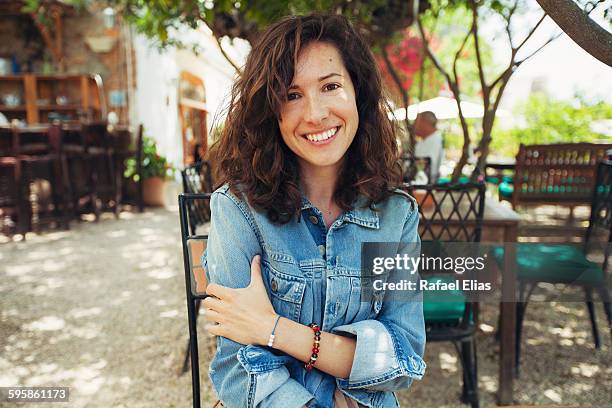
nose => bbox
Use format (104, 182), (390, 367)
(303, 94), (329, 124)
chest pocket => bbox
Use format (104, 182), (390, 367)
(261, 255), (306, 322)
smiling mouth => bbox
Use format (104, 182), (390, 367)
(303, 126), (340, 142)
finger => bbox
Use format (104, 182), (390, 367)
(202, 296), (225, 312)
(248, 255), (263, 288)
(202, 308), (223, 324)
(206, 323), (223, 337)
(206, 283), (233, 300)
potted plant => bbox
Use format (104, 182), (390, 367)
(124, 136), (175, 207)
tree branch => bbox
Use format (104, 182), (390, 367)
(214, 35), (242, 76)
(515, 32), (562, 66)
(536, 0), (612, 66)
(469, 0), (488, 107)
(513, 13), (547, 54)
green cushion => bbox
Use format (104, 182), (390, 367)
(498, 181), (514, 199)
(485, 176), (500, 184)
(492, 244), (604, 285)
(423, 275), (466, 323)
(436, 176), (471, 185)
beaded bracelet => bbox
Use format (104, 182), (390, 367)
(267, 315), (282, 348)
(304, 323), (321, 371)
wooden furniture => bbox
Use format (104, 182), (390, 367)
(0, 124), (69, 235)
(0, 74), (105, 125)
(499, 143), (612, 212)
(495, 160), (611, 374)
(481, 198), (520, 405)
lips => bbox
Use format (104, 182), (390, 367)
(302, 126), (340, 142)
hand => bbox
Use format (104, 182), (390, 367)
(203, 255), (277, 346)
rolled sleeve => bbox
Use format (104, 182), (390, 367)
(205, 188), (314, 407)
(334, 200), (426, 392)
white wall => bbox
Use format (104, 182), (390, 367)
(133, 25), (249, 169)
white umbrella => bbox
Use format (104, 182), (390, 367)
(389, 96), (506, 120)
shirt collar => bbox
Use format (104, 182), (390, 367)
(300, 195), (379, 229)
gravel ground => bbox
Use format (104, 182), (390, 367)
(1, 207), (610, 407)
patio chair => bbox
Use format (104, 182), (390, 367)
(181, 161), (214, 235)
(401, 182), (486, 408)
(179, 193), (214, 408)
(493, 159), (612, 375)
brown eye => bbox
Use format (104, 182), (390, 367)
(323, 83), (340, 92)
(287, 92), (300, 101)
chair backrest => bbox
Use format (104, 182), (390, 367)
(513, 142), (612, 206)
(400, 154), (432, 183)
(585, 159), (612, 273)
(181, 161), (214, 235)
(179, 193), (211, 408)
(401, 182), (486, 329)
(401, 182), (486, 242)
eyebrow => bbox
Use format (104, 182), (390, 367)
(288, 72), (343, 90)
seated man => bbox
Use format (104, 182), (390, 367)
(414, 111), (444, 183)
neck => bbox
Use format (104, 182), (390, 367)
(299, 160), (342, 209)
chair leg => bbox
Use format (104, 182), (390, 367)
(585, 288), (601, 349)
(181, 299), (202, 374)
(459, 339), (479, 408)
(515, 301), (527, 377)
(598, 287), (612, 340)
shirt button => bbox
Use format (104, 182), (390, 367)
(270, 279), (278, 292)
(308, 215), (319, 225)
(318, 245), (326, 257)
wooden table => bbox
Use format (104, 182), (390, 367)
(480, 197), (520, 405)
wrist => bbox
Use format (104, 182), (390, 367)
(261, 313), (280, 347)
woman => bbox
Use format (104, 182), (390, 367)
(202, 14), (425, 408)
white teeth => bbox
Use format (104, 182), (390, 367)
(305, 127), (338, 142)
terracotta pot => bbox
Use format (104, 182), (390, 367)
(412, 190), (434, 209)
(142, 176), (166, 207)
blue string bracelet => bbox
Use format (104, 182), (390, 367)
(267, 315), (282, 347)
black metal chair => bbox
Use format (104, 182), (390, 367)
(179, 193), (213, 408)
(401, 154), (432, 184)
(401, 182), (486, 408)
(181, 161), (214, 235)
(494, 159), (612, 374)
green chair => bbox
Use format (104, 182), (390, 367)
(493, 159), (612, 375)
(402, 182), (486, 408)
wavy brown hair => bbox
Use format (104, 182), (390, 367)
(210, 13), (402, 223)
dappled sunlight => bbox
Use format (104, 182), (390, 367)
(543, 388), (563, 404)
(106, 229), (128, 238)
(147, 267), (176, 280)
(159, 310), (180, 318)
(479, 375), (497, 393)
(67, 307), (103, 319)
(23, 316), (66, 331)
(570, 363), (600, 377)
(439, 352), (458, 373)
(147, 283), (161, 291)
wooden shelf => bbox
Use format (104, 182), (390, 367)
(39, 105), (82, 110)
(0, 105), (26, 111)
(0, 74), (105, 124)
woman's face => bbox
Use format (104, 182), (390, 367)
(278, 41), (359, 173)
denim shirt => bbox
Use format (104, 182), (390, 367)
(203, 184), (426, 408)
